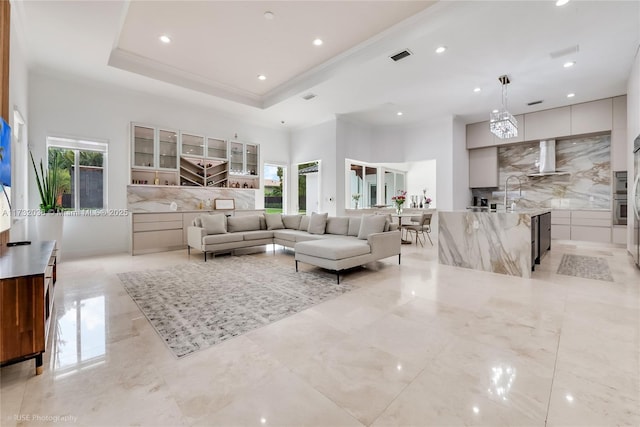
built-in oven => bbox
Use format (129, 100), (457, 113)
(614, 195), (627, 226)
(614, 171), (628, 194)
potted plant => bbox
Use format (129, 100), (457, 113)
(30, 150), (65, 257)
(30, 150), (62, 213)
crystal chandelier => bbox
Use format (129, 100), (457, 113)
(490, 75), (518, 139)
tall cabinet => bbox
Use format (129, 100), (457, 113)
(131, 124), (179, 185)
(228, 141), (260, 189)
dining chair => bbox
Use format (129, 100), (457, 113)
(401, 213), (433, 246)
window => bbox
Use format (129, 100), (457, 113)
(47, 137), (108, 210)
(264, 163), (286, 214)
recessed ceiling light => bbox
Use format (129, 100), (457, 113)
(473, 87), (481, 93)
(159, 35), (171, 44)
(397, 111), (403, 116)
(492, 109), (499, 113)
(563, 61), (575, 68)
(556, 0), (570, 6)
(435, 46), (447, 54)
(257, 74), (266, 81)
(263, 11), (275, 20)
(313, 38), (323, 46)
(567, 93), (575, 98)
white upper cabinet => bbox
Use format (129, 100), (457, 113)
(469, 147), (498, 188)
(570, 98), (613, 135)
(524, 106), (571, 141)
(466, 121), (495, 149)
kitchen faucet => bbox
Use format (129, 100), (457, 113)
(504, 175), (525, 211)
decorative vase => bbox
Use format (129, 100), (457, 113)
(396, 205), (403, 215)
(355, 202), (358, 209)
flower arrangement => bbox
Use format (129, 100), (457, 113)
(425, 197), (432, 204)
(352, 193), (361, 208)
(391, 190), (407, 212)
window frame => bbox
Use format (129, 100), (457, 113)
(46, 136), (109, 211)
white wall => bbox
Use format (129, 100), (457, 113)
(627, 46), (640, 253)
(7, 4), (29, 240)
(385, 117), (457, 210)
(452, 116), (470, 210)
(28, 71), (290, 258)
(290, 118), (337, 215)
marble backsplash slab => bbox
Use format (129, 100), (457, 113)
(473, 134), (611, 210)
(127, 186), (256, 212)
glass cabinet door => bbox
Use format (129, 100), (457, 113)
(158, 129), (178, 169)
(246, 143), (258, 175)
(133, 125), (155, 168)
(180, 133), (204, 158)
(229, 142), (244, 174)
(207, 138), (227, 159)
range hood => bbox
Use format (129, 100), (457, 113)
(527, 140), (570, 177)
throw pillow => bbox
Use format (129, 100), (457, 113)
(347, 217), (362, 236)
(357, 214), (387, 240)
(200, 214), (227, 235)
(326, 216), (349, 235)
(299, 215), (311, 231)
(259, 215), (267, 230)
(307, 212), (328, 235)
(282, 214), (302, 229)
(227, 215), (261, 232)
(265, 213), (285, 230)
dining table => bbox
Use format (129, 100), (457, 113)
(391, 213), (420, 244)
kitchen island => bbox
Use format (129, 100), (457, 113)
(438, 209), (551, 278)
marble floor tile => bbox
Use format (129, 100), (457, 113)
(196, 367), (364, 427)
(1, 239), (638, 426)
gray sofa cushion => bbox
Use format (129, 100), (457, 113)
(259, 216), (267, 230)
(203, 233), (243, 245)
(295, 239), (370, 260)
(282, 214), (302, 229)
(201, 214), (227, 234)
(357, 215), (387, 239)
(299, 215), (310, 231)
(326, 216), (349, 235)
(227, 215), (261, 232)
(307, 212), (328, 235)
(273, 229), (312, 242)
(242, 230), (274, 241)
(348, 217), (362, 237)
(265, 213), (285, 230)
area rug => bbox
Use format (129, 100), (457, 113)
(556, 254), (614, 282)
(118, 256), (353, 358)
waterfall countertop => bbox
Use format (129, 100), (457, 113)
(438, 209), (550, 278)
(450, 208), (552, 216)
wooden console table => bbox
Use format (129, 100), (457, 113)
(0, 241), (57, 375)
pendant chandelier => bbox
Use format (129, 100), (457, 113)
(490, 75), (518, 139)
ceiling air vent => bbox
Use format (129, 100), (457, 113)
(549, 44), (579, 59)
(389, 49), (412, 62)
(302, 93), (317, 101)
(527, 100), (543, 106)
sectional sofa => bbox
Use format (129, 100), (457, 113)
(187, 212), (401, 283)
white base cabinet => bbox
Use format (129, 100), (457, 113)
(550, 210), (612, 243)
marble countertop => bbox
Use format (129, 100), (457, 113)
(443, 208), (552, 216)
